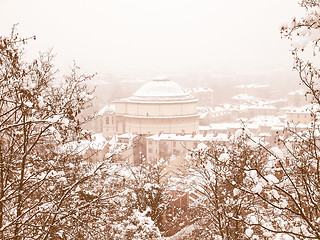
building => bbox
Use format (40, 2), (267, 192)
(83, 104), (116, 138)
(67, 133), (109, 163)
(287, 89), (308, 107)
(95, 105), (116, 137)
(185, 87), (214, 106)
(108, 133), (142, 165)
(234, 84), (271, 99)
(114, 78), (199, 135)
(146, 133), (228, 162)
(286, 106), (313, 125)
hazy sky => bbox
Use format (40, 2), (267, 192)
(0, 0), (304, 74)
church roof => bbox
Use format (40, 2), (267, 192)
(128, 77), (195, 102)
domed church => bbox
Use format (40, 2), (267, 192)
(114, 78), (199, 135)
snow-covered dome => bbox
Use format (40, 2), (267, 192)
(129, 77), (195, 102)
(114, 77), (199, 134)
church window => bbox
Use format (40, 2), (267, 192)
(106, 117), (109, 124)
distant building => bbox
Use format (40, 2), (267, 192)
(68, 133), (109, 163)
(93, 105), (116, 138)
(114, 78), (199, 135)
(287, 89), (308, 107)
(246, 105), (278, 118)
(109, 133), (143, 165)
(146, 133), (228, 162)
(234, 84), (271, 99)
(185, 87), (214, 106)
(286, 106), (313, 125)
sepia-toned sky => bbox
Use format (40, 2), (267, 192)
(0, 0), (304, 74)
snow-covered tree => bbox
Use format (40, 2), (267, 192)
(281, 0), (320, 106)
(185, 133), (261, 239)
(125, 158), (189, 237)
(0, 27), (183, 239)
(70, 162), (162, 240)
(126, 159), (170, 229)
(186, 2), (320, 239)
(0, 27), (114, 240)
(188, 126), (320, 239)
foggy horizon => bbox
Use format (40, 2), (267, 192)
(0, 0), (304, 76)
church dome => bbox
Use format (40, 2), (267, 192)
(114, 77), (199, 135)
(129, 77), (195, 102)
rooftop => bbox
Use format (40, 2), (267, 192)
(128, 78), (196, 102)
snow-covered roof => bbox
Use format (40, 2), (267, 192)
(146, 133), (228, 142)
(128, 78), (196, 102)
(284, 104), (318, 114)
(61, 133), (108, 155)
(248, 115), (283, 126)
(117, 133), (137, 140)
(199, 125), (210, 131)
(248, 105), (277, 110)
(288, 89), (305, 96)
(197, 107), (210, 119)
(116, 113), (200, 119)
(235, 84), (270, 89)
(97, 104), (115, 116)
(232, 93), (255, 101)
(185, 87), (214, 93)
